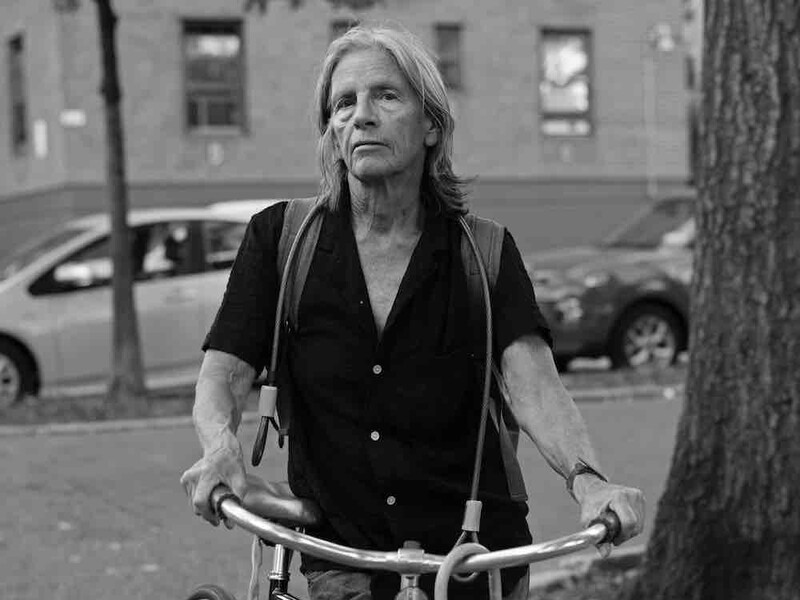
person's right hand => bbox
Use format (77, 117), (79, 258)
(180, 437), (247, 527)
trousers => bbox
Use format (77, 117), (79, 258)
(305, 568), (530, 600)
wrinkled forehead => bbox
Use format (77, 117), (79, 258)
(328, 46), (413, 99)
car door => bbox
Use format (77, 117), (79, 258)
(35, 221), (206, 388)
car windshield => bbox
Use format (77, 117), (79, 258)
(0, 225), (91, 282)
(601, 197), (696, 249)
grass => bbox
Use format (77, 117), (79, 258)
(0, 362), (686, 428)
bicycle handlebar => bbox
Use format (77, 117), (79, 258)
(210, 485), (621, 575)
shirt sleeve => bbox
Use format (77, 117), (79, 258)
(202, 202), (287, 372)
(492, 229), (554, 355)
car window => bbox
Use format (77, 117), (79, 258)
(30, 221), (198, 295)
(133, 222), (194, 280)
(203, 220), (247, 271)
(601, 197), (696, 249)
(0, 224), (91, 282)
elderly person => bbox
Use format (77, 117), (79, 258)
(181, 24), (645, 600)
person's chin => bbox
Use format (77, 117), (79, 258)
(349, 162), (392, 182)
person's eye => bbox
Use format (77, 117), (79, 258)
(333, 96), (354, 112)
(379, 90), (399, 101)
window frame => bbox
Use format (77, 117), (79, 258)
(434, 23), (463, 90)
(181, 19), (247, 134)
(7, 33), (28, 156)
(538, 28), (595, 138)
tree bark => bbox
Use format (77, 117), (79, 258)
(629, 1), (800, 599)
(94, 0), (146, 404)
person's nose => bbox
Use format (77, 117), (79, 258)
(352, 94), (377, 129)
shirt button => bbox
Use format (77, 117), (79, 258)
(372, 364), (383, 375)
(370, 431), (380, 441)
(386, 495), (396, 506)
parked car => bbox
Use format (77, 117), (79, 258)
(0, 201), (276, 407)
(524, 194), (696, 371)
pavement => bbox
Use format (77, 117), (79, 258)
(1, 380), (681, 599)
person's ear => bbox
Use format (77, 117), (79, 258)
(424, 123), (439, 147)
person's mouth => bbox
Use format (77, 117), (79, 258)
(353, 141), (385, 151)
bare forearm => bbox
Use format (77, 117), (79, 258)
(193, 350), (255, 456)
(501, 335), (601, 479)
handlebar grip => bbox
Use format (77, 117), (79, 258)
(589, 510), (622, 545)
(210, 484), (240, 520)
(251, 416), (270, 466)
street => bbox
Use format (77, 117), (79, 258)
(1, 396), (682, 600)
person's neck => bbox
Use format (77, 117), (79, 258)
(349, 175), (425, 240)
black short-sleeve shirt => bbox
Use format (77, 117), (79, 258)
(204, 201), (552, 599)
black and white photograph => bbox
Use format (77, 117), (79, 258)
(1, 1), (798, 599)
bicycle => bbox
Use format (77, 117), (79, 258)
(185, 475), (622, 600)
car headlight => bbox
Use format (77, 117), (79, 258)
(564, 269), (611, 289)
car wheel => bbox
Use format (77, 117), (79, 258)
(0, 340), (36, 409)
(609, 303), (684, 369)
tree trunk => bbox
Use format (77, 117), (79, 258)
(94, 0), (146, 405)
(629, 1), (800, 599)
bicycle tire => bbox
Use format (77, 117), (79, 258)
(186, 584), (238, 600)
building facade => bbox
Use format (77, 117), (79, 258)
(1, 0), (692, 256)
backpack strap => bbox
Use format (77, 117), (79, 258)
(460, 214), (528, 503)
(277, 197), (324, 329)
(273, 197), (324, 443)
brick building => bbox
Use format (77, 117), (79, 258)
(1, 0), (692, 256)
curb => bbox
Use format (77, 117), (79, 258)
(528, 544), (646, 594)
(0, 384), (683, 438)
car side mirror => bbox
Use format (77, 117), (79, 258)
(53, 263), (94, 288)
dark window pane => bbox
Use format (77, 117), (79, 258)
(8, 34), (28, 154)
(206, 100), (239, 127)
(187, 99), (200, 127)
(182, 22), (245, 130)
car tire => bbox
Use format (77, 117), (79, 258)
(609, 303), (685, 370)
(185, 584), (238, 600)
(0, 339), (36, 409)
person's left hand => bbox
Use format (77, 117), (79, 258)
(574, 477), (645, 557)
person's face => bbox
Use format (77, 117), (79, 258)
(328, 48), (438, 184)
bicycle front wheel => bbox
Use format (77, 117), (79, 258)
(186, 584), (238, 600)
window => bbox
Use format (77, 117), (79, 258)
(1, 225), (90, 283)
(435, 24), (462, 90)
(31, 222), (197, 295)
(330, 18), (359, 42)
(7, 34), (28, 155)
(203, 220), (247, 270)
(183, 20), (245, 131)
(539, 30), (593, 136)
